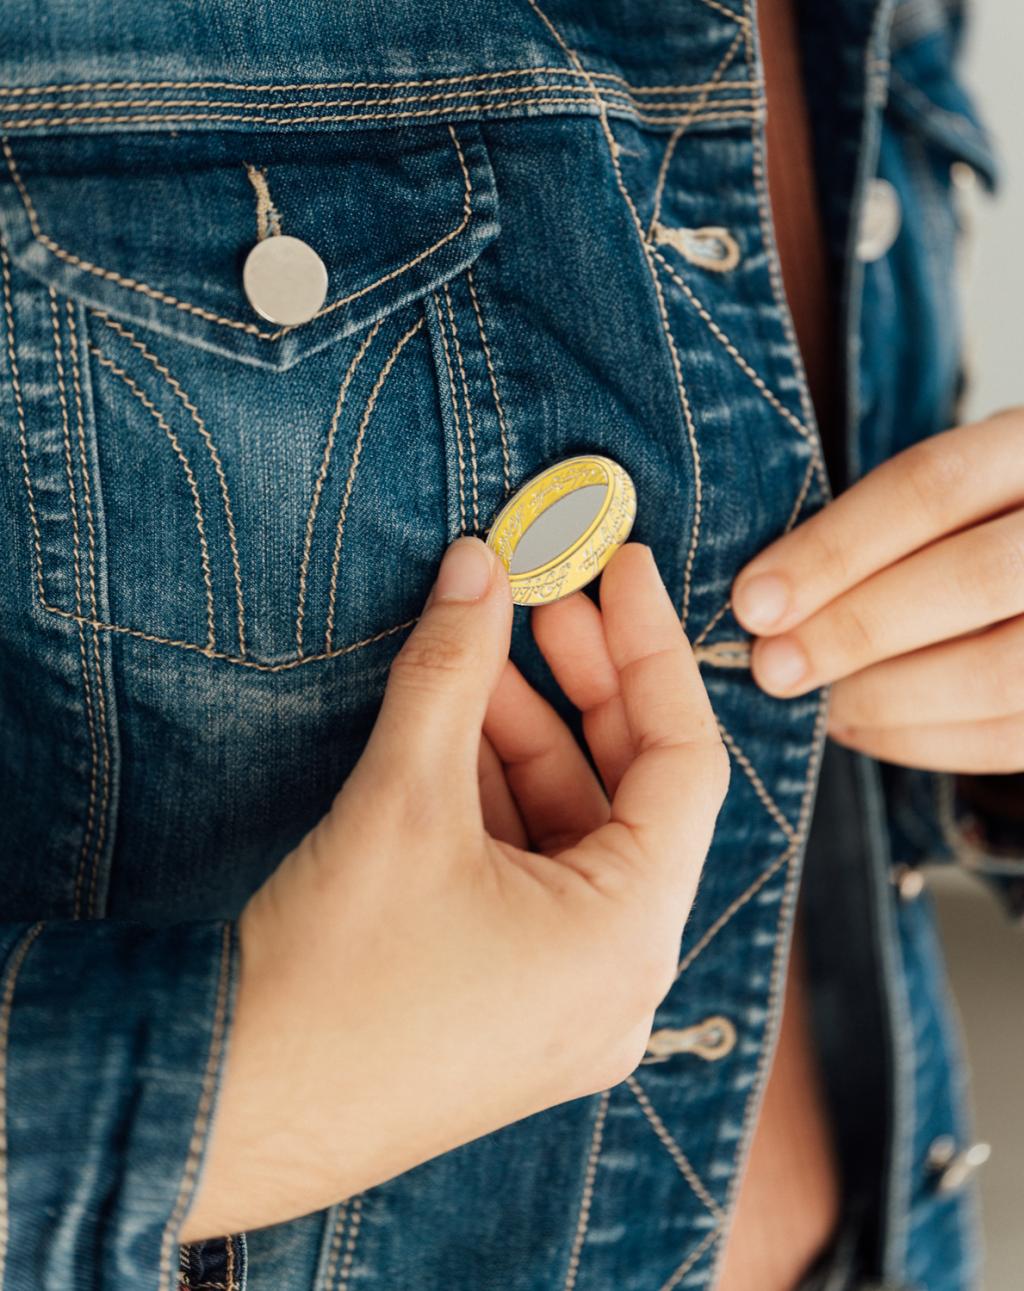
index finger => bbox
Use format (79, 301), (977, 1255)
(583, 545), (729, 873)
(732, 413), (1024, 636)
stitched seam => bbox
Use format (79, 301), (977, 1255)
(39, 602), (415, 670)
(244, 163), (282, 241)
(296, 318), (383, 656)
(676, 843), (792, 976)
(1, 238), (46, 604)
(50, 290), (99, 919)
(159, 924), (233, 1291)
(648, 28), (745, 235)
(93, 311), (248, 657)
(0, 921), (46, 1280)
(0, 86), (762, 116)
(693, 0), (748, 25)
(562, 1088), (611, 1291)
(0, 69), (761, 98)
(334, 1194), (364, 1291)
(319, 1202), (349, 1291)
(741, 11), (823, 468)
(658, 1224), (722, 1291)
(466, 267), (511, 496)
(324, 314), (425, 652)
(1, 125), (476, 343)
(707, 695), (830, 1290)
(434, 291), (467, 533)
(0, 103), (762, 133)
(717, 719), (796, 841)
(626, 1075), (724, 1222)
(523, 1), (704, 632)
(225, 1233), (236, 1291)
(443, 283), (479, 530)
(692, 457), (815, 649)
(67, 304), (112, 917)
(653, 249), (827, 492)
(87, 340), (218, 653)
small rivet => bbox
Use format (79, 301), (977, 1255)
(242, 234), (329, 326)
(857, 177), (902, 262)
(894, 865), (926, 901)
(950, 161), (979, 194)
(933, 1141), (991, 1195)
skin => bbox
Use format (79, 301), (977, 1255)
(180, 540), (729, 1242)
(733, 408), (1024, 773)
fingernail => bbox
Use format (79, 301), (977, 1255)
(754, 636), (808, 693)
(432, 537), (495, 603)
(733, 573), (790, 632)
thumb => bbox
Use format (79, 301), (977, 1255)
(366, 537), (513, 782)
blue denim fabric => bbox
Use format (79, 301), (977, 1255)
(0, 1), (999, 1288)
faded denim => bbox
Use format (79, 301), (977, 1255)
(0, 1), (999, 1288)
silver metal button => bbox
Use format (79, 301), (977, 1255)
(927, 1138), (991, 1194)
(242, 234), (328, 326)
(644, 1015), (737, 1063)
(894, 865), (925, 901)
(857, 178), (902, 262)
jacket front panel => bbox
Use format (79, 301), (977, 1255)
(0, 2), (995, 1288)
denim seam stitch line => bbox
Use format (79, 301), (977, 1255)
(625, 1074), (724, 1222)
(433, 289), (468, 534)
(159, 923), (234, 1291)
(521, 0), (706, 632)
(324, 314), (426, 653)
(660, 1224), (722, 1291)
(0, 922), (47, 1281)
(1, 237), (46, 604)
(651, 249), (828, 494)
(50, 288), (101, 919)
(0, 104), (763, 135)
(675, 841), (794, 977)
(692, 455), (816, 649)
(466, 265), (512, 497)
(648, 28), (747, 236)
(67, 302), (115, 917)
(86, 339), (219, 653)
(443, 281), (480, 530)
(699, 34), (834, 1285)
(294, 318), (384, 657)
(717, 720), (797, 841)
(333, 1195), (364, 1291)
(0, 86), (764, 117)
(561, 1087), (611, 1291)
(0, 69), (762, 99)
(316, 1199), (350, 1291)
(0, 126), (476, 343)
(92, 310), (249, 659)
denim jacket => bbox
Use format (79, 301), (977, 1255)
(0, 2), (1003, 1289)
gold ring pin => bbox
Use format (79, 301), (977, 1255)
(485, 455), (637, 606)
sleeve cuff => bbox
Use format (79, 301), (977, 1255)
(0, 919), (238, 1290)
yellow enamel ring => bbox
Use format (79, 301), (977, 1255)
(485, 455), (637, 605)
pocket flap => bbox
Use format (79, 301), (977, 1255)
(0, 122), (499, 370)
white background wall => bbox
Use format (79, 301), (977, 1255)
(930, 7), (1024, 1290)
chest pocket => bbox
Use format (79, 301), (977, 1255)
(0, 122), (499, 666)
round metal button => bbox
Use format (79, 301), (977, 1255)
(857, 177), (902, 263)
(242, 235), (329, 326)
(485, 455), (637, 606)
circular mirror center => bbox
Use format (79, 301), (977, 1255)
(509, 484), (607, 575)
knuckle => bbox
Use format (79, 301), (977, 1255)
(389, 628), (471, 688)
(827, 598), (879, 662)
(902, 433), (970, 524)
(976, 529), (1024, 612)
